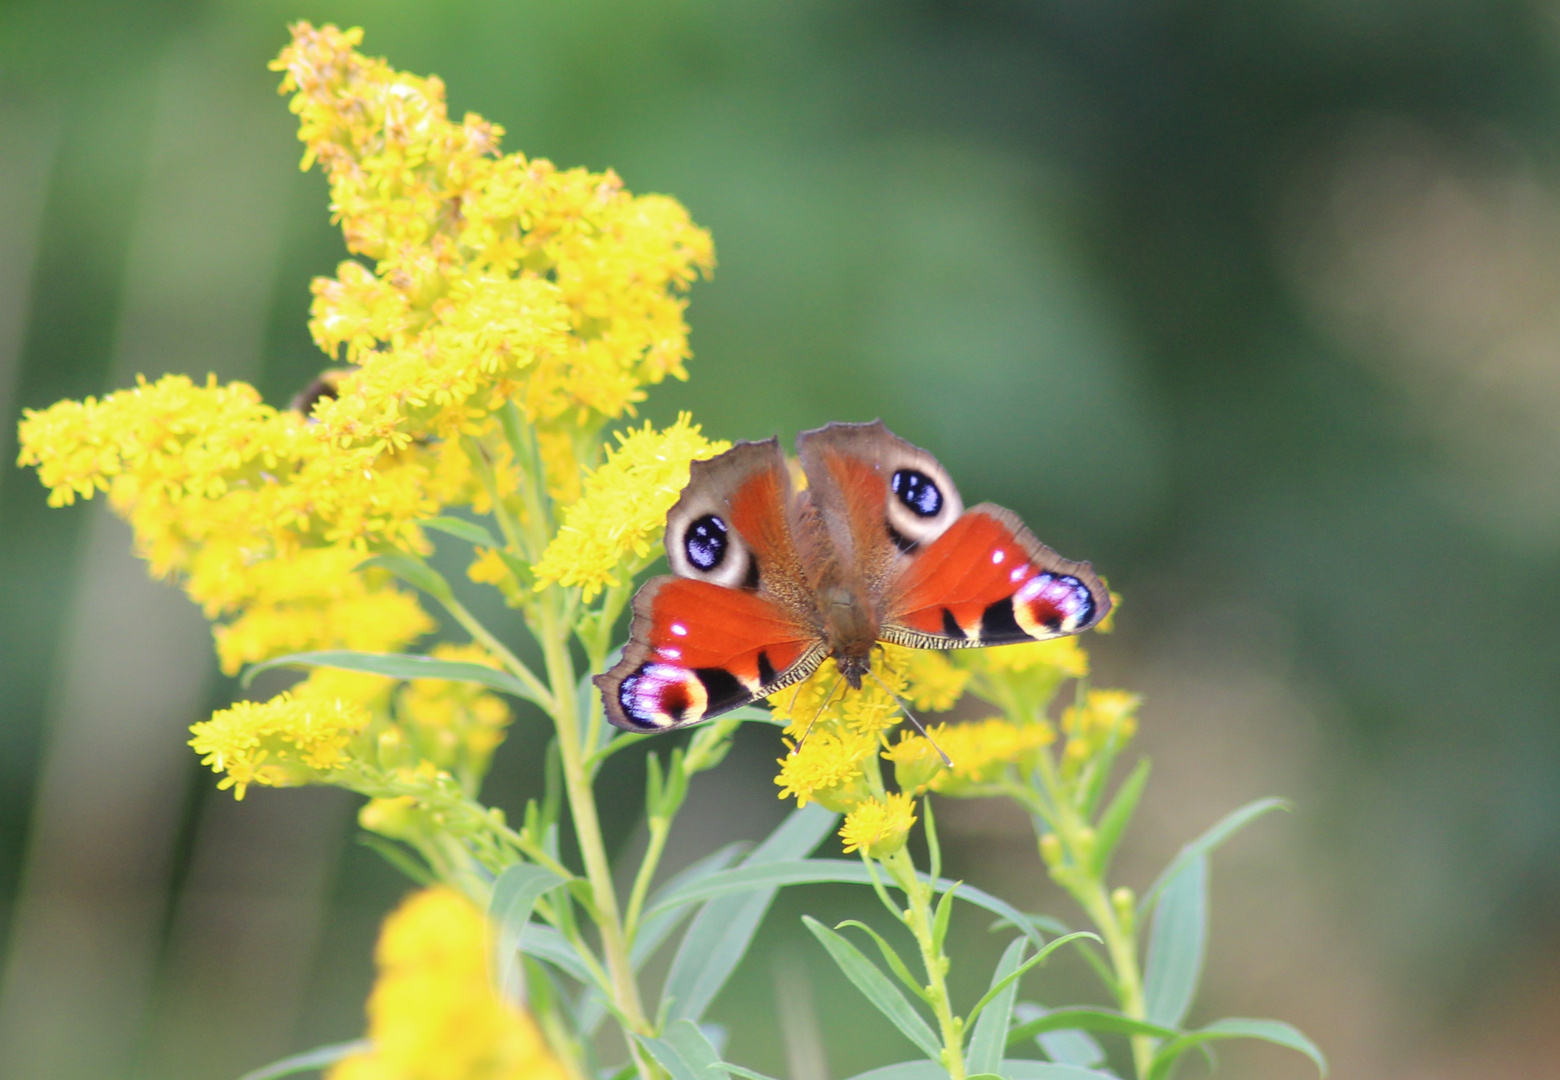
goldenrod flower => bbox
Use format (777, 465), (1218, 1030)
(886, 718), (1055, 797)
(954, 637), (1089, 678)
(532, 415), (728, 598)
(840, 794), (917, 858)
(774, 729), (878, 811)
(1059, 689), (1140, 777)
(394, 643), (512, 783)
(188, 690), (371, 799)
(328, 887), (568, 1080)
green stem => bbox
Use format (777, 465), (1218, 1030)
(539, 595), (649, 1039)
(623, 813), (671, 941)
(884, 848), (965, 1080)
(436, 591), (555, 711)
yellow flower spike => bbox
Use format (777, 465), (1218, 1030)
(955, 637), (1090, 679)
(886, 718), (1056, 798)
(840, 794), (917, 858)
(189, 691), (372, 799)
(328, 887), (569, 1080)
(531, 414), (729, 599)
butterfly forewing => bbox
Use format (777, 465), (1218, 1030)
(881, 505), (1111, 648)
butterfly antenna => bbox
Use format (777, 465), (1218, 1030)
(790, 674), (843, 757)
(865, 669), (953, 767)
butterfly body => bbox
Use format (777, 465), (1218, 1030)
(596, 421), (1110, 732)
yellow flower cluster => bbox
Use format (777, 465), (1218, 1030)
(841, 793), (918, 858)
(531, 414), (729, 598)
(188, 677), (374, 799)
(1059, 689), (1141, 777)
(275, 21), (713, 460)
(392, 643), (512, 786)
(329, 887), (568, 1080)
(955, 637), (1089, 678)
(885, 718), (1055, 797)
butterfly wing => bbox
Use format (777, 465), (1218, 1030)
(880, 504), (1111, 648)
(598, 438), (826, 731)
(597, 577), (827, 731)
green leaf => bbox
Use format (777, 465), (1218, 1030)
(1090, 758), (1150, 876)
(835, 920), (930, 1002)
(360, 551), (455, 603)
(1138, 798), (1289, 920)
(236, 1040), (369, 1080)
(1148, 1018), (1327, 1080)
(839, 1063), (945, 1080)
(635, 1034), (706, 1080)
(488, 863), (565, 1004)
(1011, 1003), (1107, 1068)
(659, 1019), (733, 1080)
(517, 924), (596, 985)
(1143, 853), (1208, 1028)
(632, 843), (748, 968)
(966, 932), (1100, 1031)
(967, 937), (1028, 1075)
(662, 804), (838, 1022)
(802, 916), (943, 1060)
(355, 834), (434, 885)
(649, 859), (1048, 952)
(719, 1066), (784, 1080)
(988, 913), (1072, 937)
(420, 515), (500, 547)
(1000, 1062), (1124, 1079)
(931, 880), (958, 954)
(1007, 1006), (1180, 1046)
(241, 650), (545, 707)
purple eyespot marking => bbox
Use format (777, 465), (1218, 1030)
(618, 662), (708, 730)
(1013, 572), (1094, 636)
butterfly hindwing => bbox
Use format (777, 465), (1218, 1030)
(881, 504), (1111, 648)
(596, 577), (825, 731)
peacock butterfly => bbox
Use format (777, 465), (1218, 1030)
(595, 421), (1111, 732)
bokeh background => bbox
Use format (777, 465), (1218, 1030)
(3, 1), (1559, 1078)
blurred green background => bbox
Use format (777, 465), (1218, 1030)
(2, 1), (1558, 1078)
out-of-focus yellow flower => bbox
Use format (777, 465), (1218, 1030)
(840, 793), (917, 858)
(189, 690), (372, 799)
(895, 646), (970, 712)
(394, 643), (512, 783)
(886, 718), (1055, 797)
(328, 886), (569, 1080)
(532, 415), (728, 598)
(955, 637), (1090, 679)
(1060, 689), (1140, 776)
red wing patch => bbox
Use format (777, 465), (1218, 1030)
(596, 577), (825, 731)
(881, 508), (1110, 648)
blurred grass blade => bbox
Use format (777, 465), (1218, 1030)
(236, 1040), (370, 1080)
(967, 936), (1028, 1075)
(662, 804), (837, 1022)
(1148, 1018), (1327, 1080)
(419, 515), (500, 547)
(488, 863), (564, 1004)
(1138, 798), (1288, 920)
(242, 650), (546, 707)
(632, 842), (748, 968)
(1090, 758), (1150, 876)
(1008, 1005), (1179, 1046)
(1143, 853), (1208, 1027)
(802, 916), (943, 1060)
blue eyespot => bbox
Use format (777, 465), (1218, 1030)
(685, 514), (728, 571)
(891, 469), (942, 518)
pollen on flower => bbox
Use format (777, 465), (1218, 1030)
(840, 793), (917, 858)
(531, 414), (729, 599)
(189, 691), (372, 799)
(327, 886), (568, 1080)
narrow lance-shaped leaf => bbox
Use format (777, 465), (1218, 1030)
(242, 650), (546, 708)
(237, 1041), (370, 1080)
(802, 916), (944, 1061)
(419, 515), (500, 548)
(1089, 757), (1150, 876)
(965, 932), (1100, 1029)
(1007, 1006), (1180, 1046)
(488, 863), (565, 1005)
(967, 937), (1028, 1075)
(1010, 1003), (1108, 1069)
(1148, 1017), (1327, 1080)
(1138, 798), (1288, 920)
(360, 551), (456, 603)
(836, 920), (931, 1002)
(661, 804), (838, 1022)
(1143, 853), (1208, 1028)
